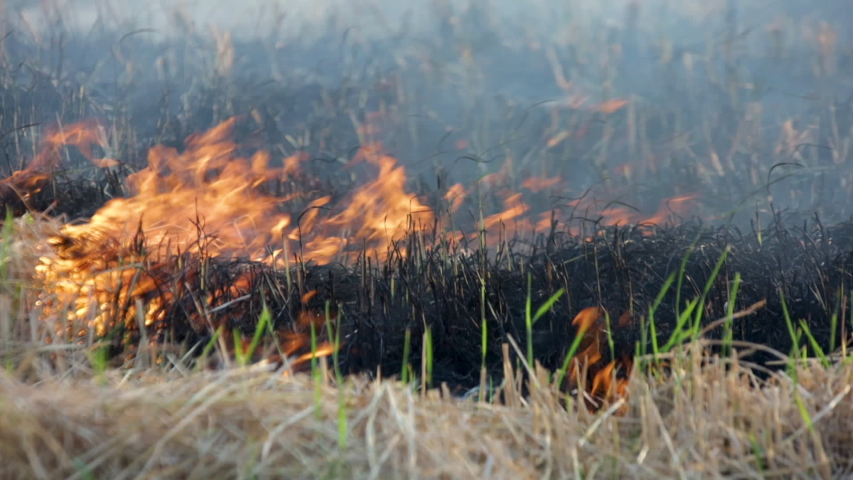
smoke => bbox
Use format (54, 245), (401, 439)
(13, 0), (847, 41)
(4, 0), (853, 226)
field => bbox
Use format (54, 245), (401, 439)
(1, 0), (852, 477)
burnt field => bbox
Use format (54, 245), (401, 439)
(1, 0), (853, 477)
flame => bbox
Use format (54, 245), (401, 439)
(41, 119), (436, 272)
(443, 183), (467, 214)
(567, 307), (633, 411)
(591, 355), (633, 405)
(31, 118), (436, 344)
(291, 344), (338, 368)
(546, 130), (572, 149)
(592, 195), (697, 237)
(569, 307), (606, 381)
(70, 130), (287, 262)
(300, 142), (434, 261)
(594, 99), (629, 115)
(0, 121), (117, 214)
(224, 318), (335, 374)
(521, 176), (561, 192)
(18, 116), (692, 383)
(641, 195), (696, 228)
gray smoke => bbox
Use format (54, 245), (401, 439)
(4, 0), (852, 227)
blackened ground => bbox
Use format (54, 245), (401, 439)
(326, 214), (853, 387)
(93, 211), (853, 392)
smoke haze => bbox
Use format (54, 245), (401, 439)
(3, 0), (852, 227)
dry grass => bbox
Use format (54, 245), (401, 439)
(0, 348), (852, 479)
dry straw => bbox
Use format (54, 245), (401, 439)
(0, 345), (851, 479)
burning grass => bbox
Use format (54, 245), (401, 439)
(1, 0), (852, 476)
(4, 117), (705, 384)
(2, 117), (849, 475)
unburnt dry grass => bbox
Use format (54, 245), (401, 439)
(1, 341), (853, 479)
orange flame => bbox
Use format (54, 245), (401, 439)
(0, 121), (117, 213)
(521, 176), (561, 192)
(300, 142), (434, 261)
(594, 99), (629, 115)
(32, 118), (437, 340)
(567, 307), (632, 411)
(21, 116), (691, 382)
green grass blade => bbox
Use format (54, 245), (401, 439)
(649, 272), (677, 355)
(556, 318), (595, 389)
(675, 231), (702, 314)
(244, 305), (272, 363)
(424, 327), (433, 389)
(532, 288), (565, 324)
(661, 298), (699, 352)
(233, 329), (245, 367)
(0, 208), (15, 282)
(723, 273), (742, 357)
(689, 247), (730, 342)
(778, 289), (801, 382)
(799, 319), (829, 368)
(401, 328), (411, 385)
(526, 274), (534, 368)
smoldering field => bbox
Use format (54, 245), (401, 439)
(1, 0), (853, 478)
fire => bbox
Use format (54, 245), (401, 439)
(567, 307), (633, 410)
(31, 118), (434, 355)
(300, 142), (434, 261)
(520, 176), (561, 192)
(593, 194), (697, 237)
(37, 118), (437, 274)
(0, 121), (118, 214)
(291, 344), (339, 367)
(59, 119), (291, 263)
(14, 116), (692, 387)
(594, 99), (629, 115)
(590, 355), (633, 403)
